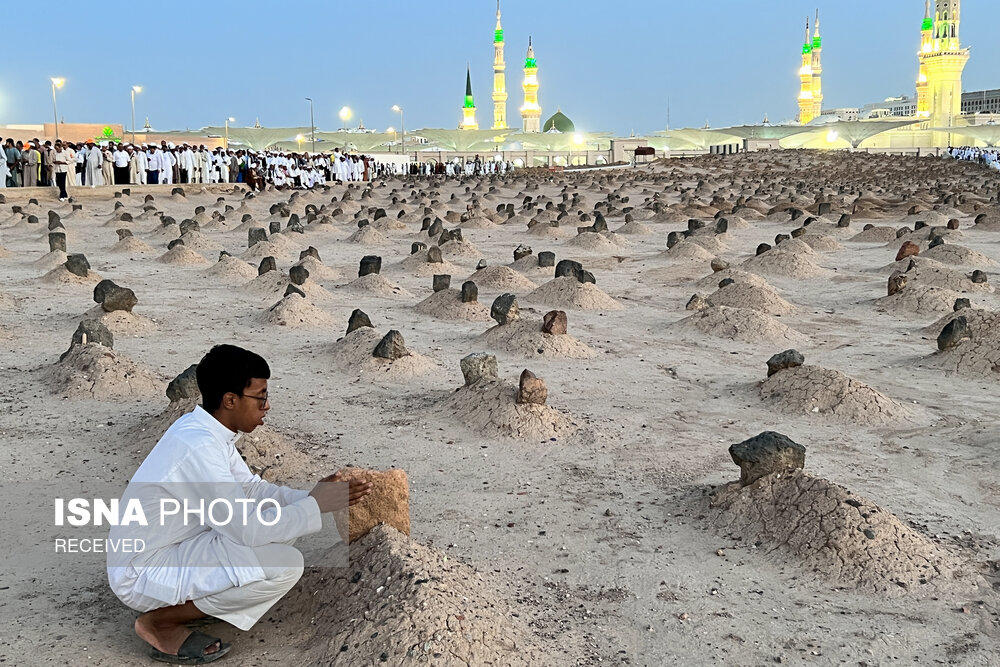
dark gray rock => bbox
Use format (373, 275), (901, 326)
(372, 330), (408, 360)
(93, 279), (120, 304)
(64, 254), (90, 277)
(555, 259), (584, 281)
(248, 227), (267, 247)
(970, 270), (988, 284)
(166, 364), (199, 403)
(426, 246), (443, 263)
(774, 234), (790, 245)
(258, 256), (277, 275)
(460, 352), (498, 386)
(837, 214), (852, 228)
(666, 231), (681, 248)
(288, 264), (309, 286)
(48, 232), (67, 253)
(284, 284), (306, 298)
(461, 281), (478, 303)
(68, 318), (113, 351)
(167, 238), (185, 250)
(953, 298), (971, 311)
(427, 219), (444, 238)
(347, 309), (373, 334)
(179, 219), (199, 235)
(729, 431), (806, 487)
(755, 243), (771, 256)
(490, 293), (519, 325)
(718, 278), (735, 288)
(938, 316), (971, 351)
(411, 242), (427, 255)
(818, 202), (832, 215)
(300, 246), (321, 261)
(715, 218), (728, 234)
(432, 274), (451, 292)
(766, 349), (804, 377)
(268, 220), (282, 234)
(579, 270), (596, 284)
(537, 251), (556, 268)
(513, 244), (533, 261)
(116, 228), (133, 240)
(359, 255), (382, 276)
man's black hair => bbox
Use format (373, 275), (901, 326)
(196, 344), (270, 412)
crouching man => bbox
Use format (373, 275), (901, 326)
(107, 344), (371, 664)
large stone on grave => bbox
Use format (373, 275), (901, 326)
(372, 330), (408, 360)
(167, 239), (185, 250)
(101, 284), (138, 313)
(937, 316), (971, 351)
(461, 281), (478, 303)
(346, 309), (373, 334)
(460, 353), (498, 386)
(411, 242), (427, 255)
(896, 241), (920, 262)
(542, 310), (567, 335)
(426, 246), (443, 263)
(432, 274), (451, 292)
(516, 369), (548, 405)
(248, 227), (267, 247)
(288, 264), (309, 286)
(116, 228), (133, 240)
(284, 284), (306, 298)
(728, 431), (806, 487)
(333, 468), (410, 543)
(710, 257), (729, 272)
(554, 259), (584, 281)
(179, 219), (199, 235)
(513, 244), (533, 261)
(64, 254), (91, 277)
(837, 214), (852, 228)
(537, 251), (556, 268)
(48, 232), (67, 253)
(766, 349), (804, 377)
(268, 220), (282, 234)
(359, 255), (382, 276)
(300, 246), (321, 261)
(166, 364), (200, 403)
(490, 293), (519, 325)
(887, 273), (907, 296)
(258, 256), (277, 275)
(69, 319), (113, 350)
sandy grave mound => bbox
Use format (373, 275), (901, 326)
(799, 234), (844, 252)
(707, 471), (972, 597)
(742, 246), (827, 279)
(921, 244), (998, 268)
(613, 220), (655, 235)
(708, 281), (795, 315)
(874, 285), (961, 315)
(662, 241), (716, 262)
(330, 327), (435, 380)
(526, 223), (577, 239)
(922, 320), (1000, 376)
(246, 273), (335, 302)
(371, 216), (409, 232)
(109, 236), (155, 253)
(466, 265), (537, 291)
(397, 252), (463, 278)
(759, 364), (912, 426)
(694, 269), (772, 292)
(508, 255), (556, 279)
(477, 319), (594, 358)
(435, 380), (577, 441)
(849, 226), (900, 243)
(175, 231), (223, 253)
(414, 289), (492, 321)
(459, 214), (498, 229)
(565, 232), (618, 252)
(338, 273), (413, 298)
(885, 259), (992, 293)
(526, 276), (623, 311)
(293, 255), (340, 281)
(157, 245), (209, 266)
(44, 344), (165, 400)
(241, 239), (297, 262)
(439, 239), (482, 258)
(345, 225), (388, 245)
(922, 307), (1000, 339)
(205, 255), (258, 282)
(686, 234), (729, 254)
(675, 305), (806, 344)
(262, 525), (552, 665)
(81, 306), (156, 336)
(263, 293), (338, 328)
(32, 250), (68, 270)
(236, 425), (317, 485)
(41, 265), (102, 285)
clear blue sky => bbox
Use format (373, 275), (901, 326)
(2, 0), (998, 135)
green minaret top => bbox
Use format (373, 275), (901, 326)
(922, 0), (933, 30)
(801, 17), (812, 54)
(464, 65), (475, 108)
(812, 10), (821, 48)
(495, 0), (503, 43)
(525, 36), (537, 69)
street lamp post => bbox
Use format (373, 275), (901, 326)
(305, 97), (315, 153)
(131, 85), (142, 144)
(50, 78), (65, 141)
(224, 117), (235, 150)
(392, 105), (404, 155)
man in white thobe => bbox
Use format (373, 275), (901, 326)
(180, 145), (195, 183)
(107, 345), (371, 663)
(136, 146), (148, 185)
(84, 141), (104, 187)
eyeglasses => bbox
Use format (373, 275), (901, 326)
(238, 391), (269, 407)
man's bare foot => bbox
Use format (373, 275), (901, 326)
(135, 601), (221, 656)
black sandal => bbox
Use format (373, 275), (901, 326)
(149, 631), (231, 664)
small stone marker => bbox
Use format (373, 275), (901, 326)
(729, 431), (806, 487)
(516, 369), (548, 405)
(460, 353), (498, 386)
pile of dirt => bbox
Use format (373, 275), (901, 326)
(337, 273), (413, 298)
(82, 307), (156, 337)
(613, 221), (655, 235)
(526, 223), (576, 239)
(675, 305), (806, 344)
(44, 344), (165, 399)
(760, 364), (912, 426)
(707, 470), (973, 597)
(345, 226), (388, 245)
(799, 234), (844, 252)
(236, 425), (316, 485)
(742, 246), (827, 279)
(157, 245), (209, 266)
(435, 380), (577, 441)
(32, 250), (68, 271)
(439, 239), (482, 258)
(241, 240), (296, 262)
(109, 236), (154, 254)
(921, 244), (998, 268)
(330, 327), (436, 381)
(564, 232), (623, 252)
(466, 265), (538, 291)
(414, 289), (492, 321)
(707, 281), (795, 315)
(293, 255), (340, 280)
(526, 277), (623, 311)
(874, 285), (961, 316)
(263, 294), (337, 328)
(477, 319), (594, 358)
(176, 231), (222, 253)
(260, 525), (553, 665)
(398, 252), (463, 277)
(41, 265), (101, 285)
(849, 226), (900, 243)
(922, 318), (1000, 376)
(922, 307), (1000, 338)
(694, 269), (772, 292)
(205, 256), (258, 282)
(662, 241), (716, 262)
(884, 259), (992, 293)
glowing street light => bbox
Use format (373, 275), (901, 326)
(295, 134), (304, 152)
(50, 77), (65, 141)
(339, 106), (353, 129)
(386, 126), (396, 149)
(392, 105), (405, 155)
(224, 117), (235, 149)
(305, 97), (315, 153)
(131, 85), (143, 144)
(826, 129), (839, 144)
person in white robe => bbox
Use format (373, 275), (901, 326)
(101, 144), (115, 187)
(106, 345), (371, 663)
(180, 145), (195, 183)
(161, 149), (175, 185)
(84, 141), (104, 187)
(198, 147), (212, 183)
(136, 147), (148, 185)
(217, 151), (229, 184)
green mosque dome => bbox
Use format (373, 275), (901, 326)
(542, 108), (575, 133)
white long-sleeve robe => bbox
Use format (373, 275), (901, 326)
(85, 147), (104, 187)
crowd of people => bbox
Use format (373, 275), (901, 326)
(1, 137), (521, 200)
(946, 145), (1000, 171)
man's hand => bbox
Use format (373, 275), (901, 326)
(308, 468), (373, 513)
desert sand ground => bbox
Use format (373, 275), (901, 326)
(0, 150), (999, 666)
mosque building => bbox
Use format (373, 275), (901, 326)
(520, 38), (542, 133)
(492, 2), (508, 130)
(796, 13), (823, 125)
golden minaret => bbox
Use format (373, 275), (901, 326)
(461, 64), (479, 130)
(915, 0), (934, 117)
(520, 37), (541, 133)
(922, 0), (968, 136)
(797, 18), (815, 125)
(492, 1), (508, 130)
(810, 10), (823, 120)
